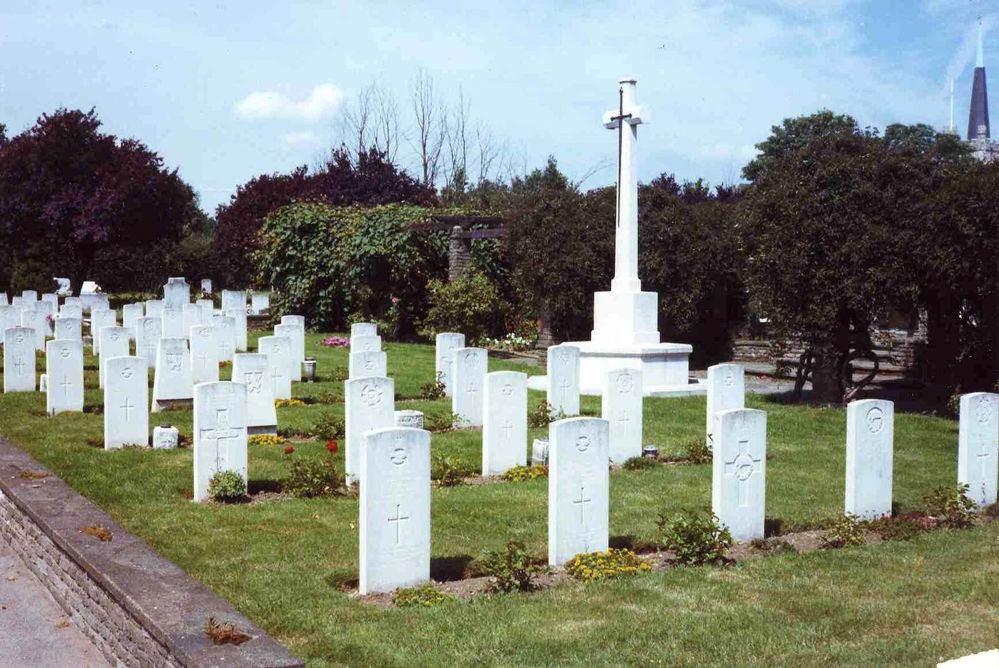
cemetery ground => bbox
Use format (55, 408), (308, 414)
(0, 334), (997, 666)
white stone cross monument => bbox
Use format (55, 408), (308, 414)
(3, 327), (36, 393)
(706, 364), (745, 450)
(845, 399), (894, 519)
(45, 339), (84, 415)
(712, 408), (767, 541)
(345, 376), (395, 481)
(548, 417), (610, 566)
(529, 78), (696, 398)
(482, 371), (528, 476)
(98, 326), (129, 389)
(104, 356), (149, 449)
(193, 381), (248, 502)
(435, 332), (465, 396)
(358, 426), (431, 595)
(190, 325), (220, 385)
(602, 367), (643, 463)
(258, 335), (292, 400)
(547, 344), (580, 417)
(452, 347), (487, 427)
(233, 353), (277, 434)
(958, 392), (998, 507)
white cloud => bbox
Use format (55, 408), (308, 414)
(281, 130), (321, 148)
(234, 83), (344, 122)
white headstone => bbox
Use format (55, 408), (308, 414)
(90, 308), (116, 354)
(45, 339), (84, 415)
(54, 278), (71, 297)
(845, 399), (894, 520)
(434, 332), (465, 396)
(548, 417), (610, 566)
(345, 376), (395, 480)
(182, 303), (203, 337)
(212, 313), (236, 363)
(258, 335), (292, 400)
(98, 326), (129, 389)
(54, 316), (82, 342)
(350, 334), (381, 354)
(602, 367), (643, 463)
(161, 301), (186, 339)
(274, 322), (303, 382)
(227, 308), (248, 352)
(451, 347), (487, 427)
(104, 356), (149, 449)
(152, 338), (194, 411)
(221, 289), (245, 313)
(279, 316), (306, 374)
(394, 410), (425, 429)
(349, 350), (387, 379)
(712, 408), (767, 541)
(196, 299), (214, 321)
(200, 278), (212, 294)
(232, 353), (277, 433)
(20, 309), (45, 350)
(189, 325), (220, 384)
(35, 299), (55, 336)
(163, 277), (190, 308)
(63, 296), (82, 309)
(79, 282), (99, 295)
(4, 328), (36, 392)
(250, 291), (270, 315)
(358, 426), (431, 595)
(0, 292), (6, 306)
(0, 304), (21, 336)
(122, 303), (143, 340)
(193, 381), (248, 502)
(144, 299), (164, 318)
(41, 292), (59, 309)
(547, 344), (580, 417)
(136, 317), (162, 366)
(706, 363), (745, 450)
(482, 371), (528, 476)
(20, 290), (38, 303)
(350, 322), (377, 338)
(958, 392), (999, 507)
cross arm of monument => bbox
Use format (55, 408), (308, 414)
(602, 105), (650, 129)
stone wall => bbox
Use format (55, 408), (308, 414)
(448, 226), (472, 282)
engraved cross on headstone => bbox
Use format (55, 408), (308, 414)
(387, 503), (410, 544)
(60, 375), (72, 400)
(724, 439), (762, 507)
(573, 485), (592, 525)
(121, 397), (135, 421)
(13, 356), (25, 377)
(976, 434), (991, 479)
(201, 408), (240, 474)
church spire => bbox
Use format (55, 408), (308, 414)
(968, 18), (990, 140)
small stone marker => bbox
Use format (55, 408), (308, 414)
(349, 350), (387, 379)
(845, 399), (894, 520)
(212, 314), (237, 363)
(3, 327), (36, 393)
(548, 417), (610, 566)
(706, 363), (745, 450)
(394, 410), (425, 429)
(20, 309), (45, 350)
(122, 303), (143, 340)
(434, 332), (465, 396)
(104, 356), (149, 449)
(38, 374), (47, 392)
(358, 426), (431, 595)
(90, 308), (116, 354)
(547, 344), (580, 417)
(712, 408), (767, 541)
(482, 371), (528, 476)
(227, 308), (248, 352)
(601, 368), (643, 463)
(190, 325), (220, 384)
(345, 376), (395, 481)
(274, 322), (303, 381)
(54, 316), (82, 342)
(958, 392), (999, 507)
(258, 335), (292, 400)
(136, 316), (163, 366)
(452, 347), (487, 427)
(152, 338), (194, 411)
(350, 322), (377, 338)
(45, 339), (84, 415)
(193, 381), (248, 502)
(98, 326), (129, 388)
(532, 438), (549, 466)
(233, 353), (277, 434)
(153, 425), (180, 449)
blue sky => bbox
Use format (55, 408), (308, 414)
(1, 0), (995, 213)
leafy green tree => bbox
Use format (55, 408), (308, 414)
(742, 110), (858, 183)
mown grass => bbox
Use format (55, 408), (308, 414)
(1, 332), (995, 667)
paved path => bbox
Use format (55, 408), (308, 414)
(0, 540), (109, 667)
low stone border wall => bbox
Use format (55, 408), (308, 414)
(0, 436), (303, 668)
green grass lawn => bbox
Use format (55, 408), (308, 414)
(1, 332), (997, 666)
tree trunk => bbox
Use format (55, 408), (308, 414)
(810, 349), (841, 404)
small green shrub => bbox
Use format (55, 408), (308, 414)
(656, 510), (733, 565)
(420, 373), (447, 401)
(748, 537), (797, 555)
(432, 454), (475, 487)
(502, 465), (548, 482)
(868, 513), (934, 541)
(565, 549), (651, 582)
(391, 584), (453, 607)
(328, 366), (349, 383)
(312, 414), (345, 440)
(622, 456), (658, 470)
(820, 514), (867, 549)
(208, 470), (246, 503)
(283, 457), (344, 498)
(424, 412), (458, 433)
(478, 541), (547, 593)
(528, 401), (563, 428)
(923, 484), (977, 529)
(419, 272), (509, 343)
(680, 439), (712, 464)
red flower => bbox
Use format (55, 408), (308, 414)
(284, 446), (295, 455)
(326, 440), (338, 454)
